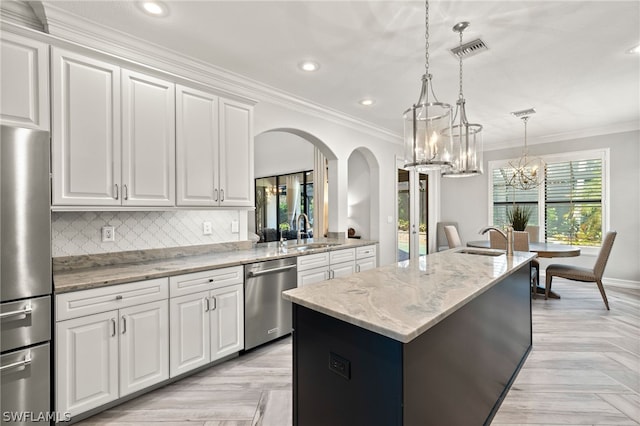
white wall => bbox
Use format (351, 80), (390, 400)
(348, 150), (371, 239)
(254, 131), (315, 178)
(441, 130), (640, 285)
(253, 101), (401, 267)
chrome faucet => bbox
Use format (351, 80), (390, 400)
(296, 213), (310, 245)
(479, 225), (514, 256)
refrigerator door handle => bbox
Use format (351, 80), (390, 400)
(0, 353), (32, 372)
(0, 304), (33, 320)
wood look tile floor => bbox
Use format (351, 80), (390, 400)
(78, 280), (640, 425)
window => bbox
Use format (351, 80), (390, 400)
(489, 149), (608, 247)
(255, 171), (314, 242)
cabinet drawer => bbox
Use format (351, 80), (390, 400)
(56, 278), (168, 321)
(297, 252), (330, 272)
(356, 245), (376, 259)
(169, 266), (243, 298)
(330, 248), (355, 264)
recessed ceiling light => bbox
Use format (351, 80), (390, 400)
(138, 1), (168, 17)
(359, 99), (375, 106)
(299, 61), (320, 72)
(627, 43), (640, 54)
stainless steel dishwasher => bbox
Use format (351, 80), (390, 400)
(244, 257), (297, 350)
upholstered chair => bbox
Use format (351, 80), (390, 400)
(545, 231), (617, 310)
(437, 221), (459, 251)
(444, 225), (462, 249)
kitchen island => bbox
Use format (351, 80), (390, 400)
(283, 248), (535, 426)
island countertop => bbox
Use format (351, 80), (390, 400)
(282, 248), (536, 343)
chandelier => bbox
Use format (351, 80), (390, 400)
(403, 0), (453, 171)
(505, 115), (545, 190)
(442, 22), (483, 178)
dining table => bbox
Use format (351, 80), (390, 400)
(466, 240), (581, 298)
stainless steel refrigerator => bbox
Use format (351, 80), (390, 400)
(1, 125), (52, 425)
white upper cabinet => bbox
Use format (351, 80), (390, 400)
(121, 70), (175, 206)
(52, 47), (121, 206)
(0, 32), (49, 130)
(219, 98), (253, 207)
(176, 85), (253, 207)
(176, 85), (219, 206)
(52, 47), (176, 207)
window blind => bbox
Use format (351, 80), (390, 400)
(545, 159), (602, 246)
(492, 168), (539, 228)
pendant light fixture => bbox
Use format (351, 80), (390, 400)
(505, 114), (545, 190)
(442, 22), (483, 178)
(403, 0), (453, 171)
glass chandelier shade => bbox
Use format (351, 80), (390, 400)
(403, 1), (453, 171)
(442, 22), (483, 178)
(505, 116), (545, 190)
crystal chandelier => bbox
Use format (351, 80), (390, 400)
(505, 115), (545, 190)
(442, 22), (483, 178)
(403, 0), (453, 171)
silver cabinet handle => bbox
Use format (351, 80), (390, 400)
(0, 304), (32, 320)
(204, 297), (210, 312)
(121, 316), (127, 334)
(111, 318), (116, 337)
(123, 184), (128, 201)
(114, 184), (119, 200)
(214, 188), (218, 202)
(220, 189), (224, 202)
(210, 296), (216, 311)
(0, 354), (31, 372)
(356, 264), (361, 273)
(246, 264), (296, 277)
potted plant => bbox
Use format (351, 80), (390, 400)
(507, 205), (531, 231)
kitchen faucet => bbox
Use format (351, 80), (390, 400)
(296, 213), (310, 245)
(479, 226), (514, 256)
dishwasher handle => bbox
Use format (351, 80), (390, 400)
(247, 264), (296, 278)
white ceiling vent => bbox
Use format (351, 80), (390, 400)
(511, 108), (537, 118)
(450, 38), (488, 59)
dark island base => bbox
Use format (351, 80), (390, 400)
(292, 265), (532, 426)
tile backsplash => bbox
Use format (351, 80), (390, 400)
(52, 210), (241, 257)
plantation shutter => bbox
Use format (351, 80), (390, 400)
(492, 168), (539, 228)
(544, 158), (602, 246)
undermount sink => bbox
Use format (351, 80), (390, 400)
(456, 248), (504, 257)
(291, 242), (341, 251)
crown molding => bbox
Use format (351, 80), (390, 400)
(40, 3), (402, 145)
(484, 120), (640, 152)
(0, 0), (44, 31)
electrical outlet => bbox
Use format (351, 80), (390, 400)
(101, 226), (115, 242)
(203, 221), (212, 235)
(231, 220), (239, 233)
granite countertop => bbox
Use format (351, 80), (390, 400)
(53, 238), (377, 293)
(282, 248), (536, 344)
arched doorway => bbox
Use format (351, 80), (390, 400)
(347, 147), (380, 242)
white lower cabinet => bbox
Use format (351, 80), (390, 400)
(56, 278), (169, 418)
(356, 245), (377, 272)
(169, 267), (244, 378)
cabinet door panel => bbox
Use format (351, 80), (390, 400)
(119, 300), (169, 397)
(357, 258), (377, 273)
(219, 98), (253, 207)
(169, 292), (210, 378)
(122, 70), (175, 206)
(52, 47), (121, 205)
(176, 85), (218, 206)
(331, 261), (355, 279)
(297, 268), (329, 287)
(56, 311), (118, 417)
(210, 284), (244, 360)
(0, 32), (49, 130)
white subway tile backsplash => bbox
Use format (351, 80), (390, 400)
(52, 210), (240, 257)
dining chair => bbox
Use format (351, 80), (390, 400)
(489, 230), (540, 298)
(525, 225), (540, 243)
(437, 221), (458, 251)
(444, 225), (462, 249)
(545, 231), (617, 310)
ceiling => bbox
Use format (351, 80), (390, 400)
(37, 1), (640, 149)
